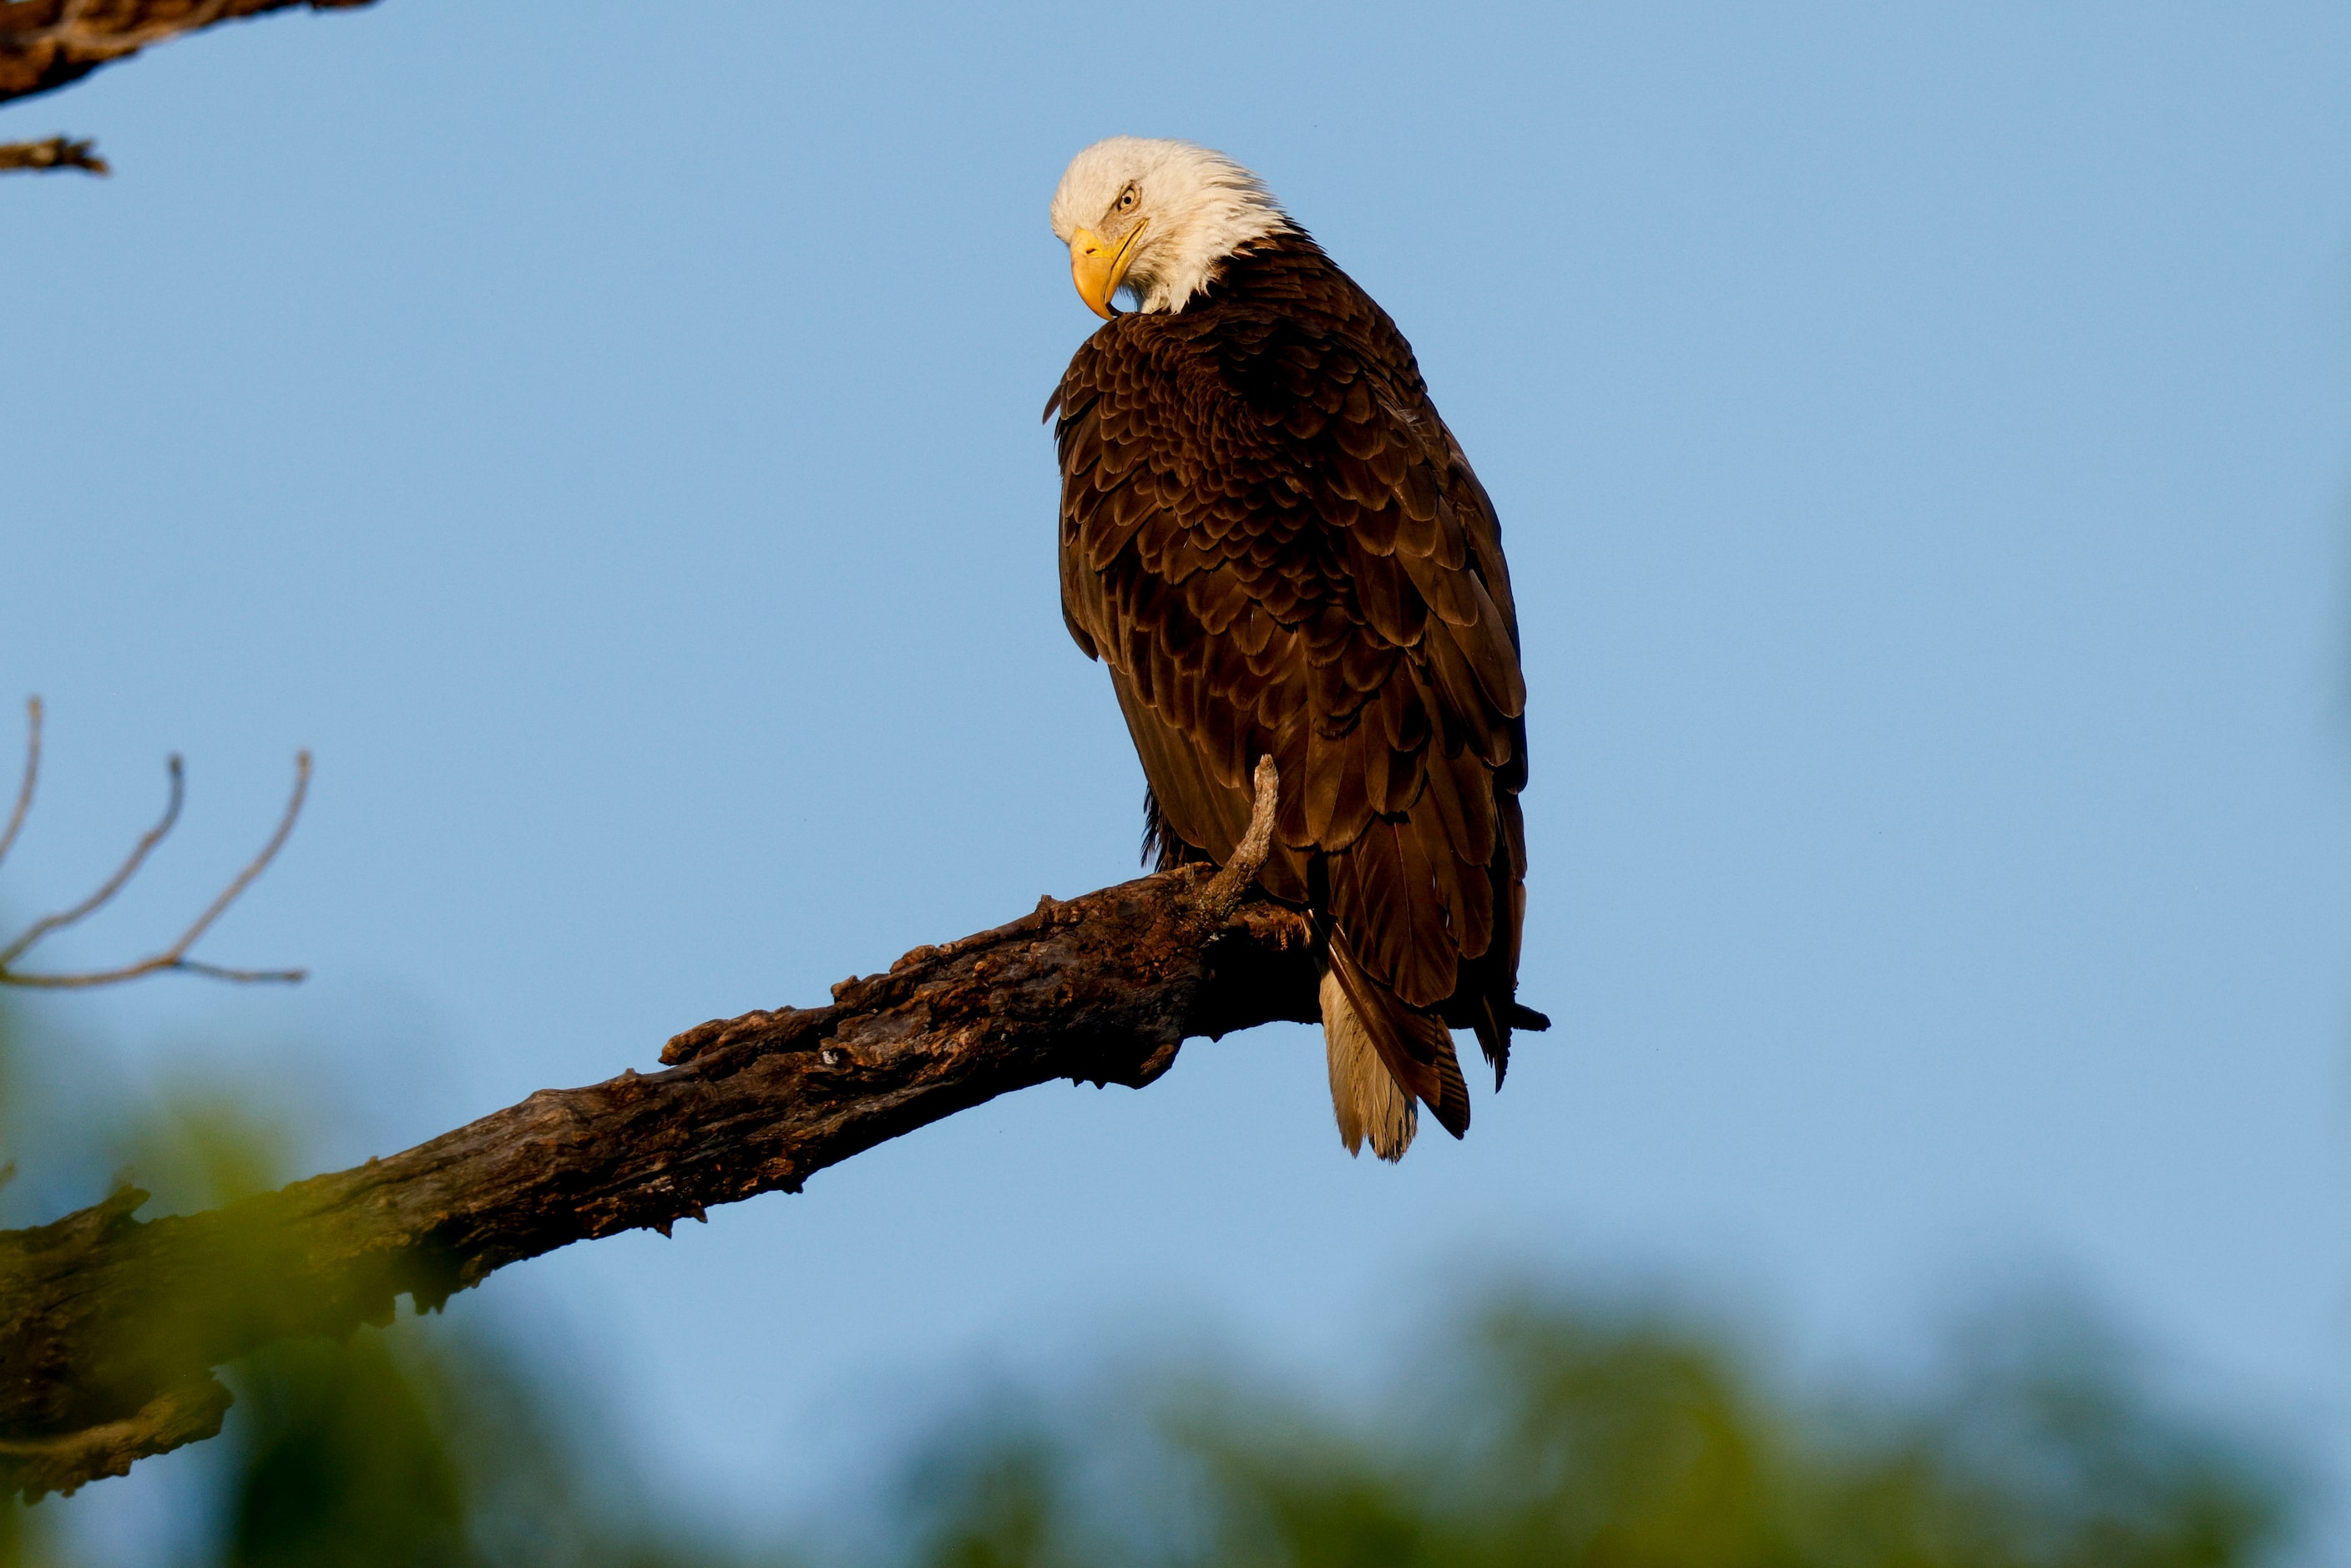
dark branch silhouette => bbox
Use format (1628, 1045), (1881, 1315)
(0, 766), (1544, 1502)
(0, 0), (374, 107)
(0, 698), (311, 989)
(0, 134), (104, 173)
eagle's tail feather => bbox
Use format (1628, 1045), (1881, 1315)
(1321, 970), (1417, 1160)
(1320, 939), (1471, 1161)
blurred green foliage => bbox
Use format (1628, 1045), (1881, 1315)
(898, 1295), (2292, 1568)
(0, 999), (2305, 1567)
(212, 1324), (746, 1568)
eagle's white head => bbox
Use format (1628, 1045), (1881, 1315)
(1049, 137), (1293, 318)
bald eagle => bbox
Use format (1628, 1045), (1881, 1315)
(1045, 138), (1536, 1161)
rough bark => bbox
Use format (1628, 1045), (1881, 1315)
(0, 0), (372, 105)
(0, 864), (1323, 1500)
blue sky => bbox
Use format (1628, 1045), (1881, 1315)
(4, 0), (2349, 1555)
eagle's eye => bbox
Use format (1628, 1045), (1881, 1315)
(1116, 185), (1138, 212)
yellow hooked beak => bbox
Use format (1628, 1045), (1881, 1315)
(1068, 219), (1148, 319)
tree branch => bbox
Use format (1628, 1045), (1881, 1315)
(0, 706), (310, 989)
(0, 0), (375, 106)
(0, 134), (104, 173)
(0, 698), (38, 873)
(1197, 756), (1279, 917)
(0, 771), (1358, 1499)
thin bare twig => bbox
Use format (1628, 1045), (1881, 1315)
(0, 698), (39, 874)
(0, 727), (311, 990)
(0, 756), (185, 970)
(0, 135), (105, 174)
(144, 750), (310, 974)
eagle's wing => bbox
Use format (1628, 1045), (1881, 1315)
(1052, 286), (1527, 1129)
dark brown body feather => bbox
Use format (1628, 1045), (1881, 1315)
(1047, 230), (1529, 1138)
